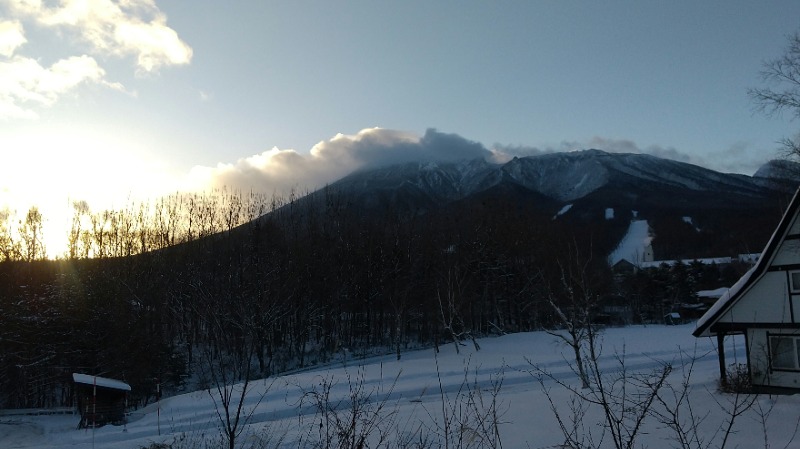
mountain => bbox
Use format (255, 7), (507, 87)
(754, 159), (800, 181)
(325, 149), (794, 213)
(306, 150), (798, 260)
(4, 150), (796, 410)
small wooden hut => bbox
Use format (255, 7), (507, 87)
(72, 373), (131, 428)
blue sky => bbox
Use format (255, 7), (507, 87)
(1, 0), (800, 252)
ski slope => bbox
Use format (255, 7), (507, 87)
(608, 219), (652, 265)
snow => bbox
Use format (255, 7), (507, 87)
(2, 325), (799, 449)
(682, 215), (703, 231)
(72, 374), (131, 392)
(553, 203), (572, 219)
(695, 266), (757, 336)
(697, 287), (729, 299)
(739, 253), (760, 264)
(608, 219), (652, 265)
(639, 256), (733, 268)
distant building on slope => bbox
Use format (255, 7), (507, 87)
(643, 244), (654, 263)
(638, 254), (760, 270)
(611, 259), (637, 276)
(612, 253), (760, 275)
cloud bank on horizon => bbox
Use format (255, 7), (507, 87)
(184, 128), (492, 194)
(184, 127), (770, 196)
(0, 0), (191, 119)
(493, 135), (766, 175)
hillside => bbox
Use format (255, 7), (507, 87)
(318, 150), (796, 260)
(0, 150), (797, 414)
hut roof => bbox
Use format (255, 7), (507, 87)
(72, 373), (131, 392)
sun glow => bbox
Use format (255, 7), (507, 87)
(1, 126), (182, 259)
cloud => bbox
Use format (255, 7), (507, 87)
(584, 136), (695, 164)
(0, 0), (188, 118)
(185, 129), (772, 198)
(184, 128), (493, 194)
(704, 141), (768, 175)
(7, 0), (192, 73)
(491, 135), (770, 175)
(0, 20), (26, 57)
(590, 137), (768, 175)
(586, 136), (642, 154)
(489, 144), (551, 161)
(493, 136), (698, 164)
(0, 53), (125, 119)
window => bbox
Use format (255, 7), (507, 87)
(769, 335), (800, 371)
(790, 271), (800, 293)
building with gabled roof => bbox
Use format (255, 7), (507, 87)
(72, 373), (131, 428)
(693, 188), (800, 391)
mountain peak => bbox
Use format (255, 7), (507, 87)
(328, 150), (795, 214)
(754, 159), (800, 181)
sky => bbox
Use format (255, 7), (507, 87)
(2, 0), (800, 255)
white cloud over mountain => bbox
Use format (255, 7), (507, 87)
(184, 127), (772, 197)
(184, 128), (492, 194)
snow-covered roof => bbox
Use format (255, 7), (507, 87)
(552, 203), (573, 219)
(693, 267), (755, 335)
(693, 187), (800, 338)
(639, 257), (734, 269)
(696, 287), (729, 298)
(738, 253), (760, 263)
(72, 373), (131, 391)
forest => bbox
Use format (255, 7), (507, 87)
(0, 187), (759, 410)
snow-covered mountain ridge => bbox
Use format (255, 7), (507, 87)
(272, 149), (794, 262)
(333, 149), (797, 207)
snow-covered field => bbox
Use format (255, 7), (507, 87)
(2, 324), (798, 449)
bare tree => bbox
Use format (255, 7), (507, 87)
(90, 210), (111, 258)
(436, 255), (481, 354)
(749, 31), (800, 159)
(67, 201), (90, 259)
(419, 354), (505, 449)
(0, 208), (22, 261)
(541, 241), (605, 389)
(20, 206), (46, 261)
(648, 348), (758, 449)
(532, 339), (672, 449)
(201, 305), (271, 449)
(299, 367), (401, 449)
